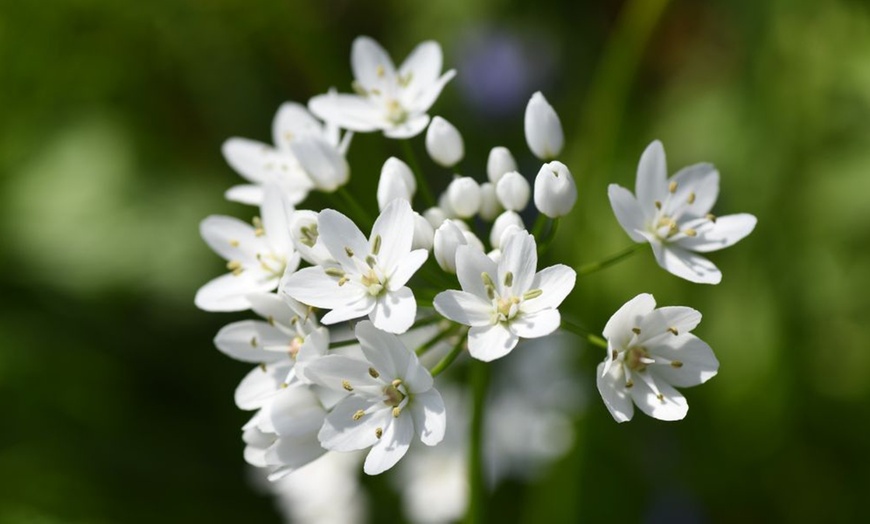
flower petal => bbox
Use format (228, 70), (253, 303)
(282, 266), (367, 310)
(302, 354), (383, 397)
(677, 213), (757, 253)
(319, 397), (391, 452)
(524, 264), (576, 313)
(635, 140), (668, 219)
(235, 363), (287, 410)
(308, 94), (383, 132)
(265, 433), (327, 472)
(214, 320), (289, 363)
(200, 215), (262, 263)
(267, 385), (326, 437)
(221, 137), (277, 184)
(372, 199), (414, 271)
(195, 272), (276, 312)
(648, 239), (722, 284)
(596, 362), (634, 423)
(509, 309), (561, 339)
(383, 114), (431, 139)
(498, 231), (537, 295)
(405, 70), (456, 115)
(455, 244), (498, 300)
(320, 294), (376, 325)
(602, 293), (656, 347)
(398, 41), (443, 105)
(352, 36), (397, 92)
(433, 290), (493, 327)
(629, 374), (688, 421)
(225, 184), (264, 206)
(409, 389), (446, 446)
(607, 184), (647, 243)
(260, 189), (293, 255)
(467, 324), (518, 362)
(636, 306), (702, 346)
(668, 162), (719, 218)
(355, 320), (410, 380)
(371, 287), (416, 334)
(317, 209), (370, 269)
(272, 102), (324, 151)
(364, 412), (413, 475)
(389, 249), (428, 289)
(649, 334), (719, 388)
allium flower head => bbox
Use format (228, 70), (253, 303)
(597, 293), (719, 422)
(303, 321), (447, 475)
(282, 199), (428, 334)
(608, 140), (757, 284)
(434, 231), (576, 361)
(309, 36), (456, 139)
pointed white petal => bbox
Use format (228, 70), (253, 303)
(635, 140), (668, 218)
(523, 264), (576, 313)
(195, 272), (275, 312)
(636, 306), (702, 346)
(225, 184), (264, 206)
(266, 433), (327, 471)
(352, 36), (397, 91)
(406, 70), (456, 114)
(455, 244), (498, 300)
(308, 94), (383, 132)
(409, 389), (446, 445)
(364, 413), (413, 475)
(319, 397), (391, 452)
(302, 354), (383, 396)
(650, 334), (719, 388)
(267, 386), (326, 437)
(318, 209), (370, 268)
(668, 163), (719, 217)
(509, 309), (561, 338)
(398, 41), (443, 104)
(260, 189), (292, 255)
(607, 184), (647, 243)
(467, 324), (518, 362)
(602, 293), (656, 347)
(320, 294), (376, 325)
(498, 231), (537, 294)
(199, 215), (262, 263)
(214, 320), (289, 363)
(272, 102), (324, 151)
(389, 249), (428, 289)
(383, 114), (431, 139)
(235, 363), (287, 410)
(372, 199), (414, 271)
(221, 137), (274, 183)
(282, 266), (367, 309)
(649, 240), (722, 284)
(246, 293), (298, 328)
(677, 213), (757, 253)
(371, 287), (416, 334)
(596, 362), (634, 423)
(629, 375), (688, 421)
(289, 136), (349, 192)
(356, 320), (410, 380)
(433, 290), (493, 327)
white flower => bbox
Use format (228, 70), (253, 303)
(426, 116), (465, 167)
(495, 171), (531, 212)
(195, 190), (300, 312)
(222, 102), (350, 205)
(282, 199), (428, 334)
(608, 140), (757, 284)
(478, 182), (502, 221)
(423, 206), (449, 229)
(446, 176), (481, 218)
(377, 157), (417, 211)
(433, 220), (468, 274)
(287, 210), (334, 267)
(302, 321), (447, 475)
(434, 231), (576, 361)
(412, 212), (435, 251)
(490, 210), (524, 249)
(288, 134), (350, 192)
(486, 146), (518, 184)
(309, 36), (456, 139)
(534, 160), (577, 218)
(597, 293), (719, 422)
(524, 92), (564, 160)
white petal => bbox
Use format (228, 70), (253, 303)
(649, 334), (719, 388)
(398, 40), (443, 105)
(383, 114), (431, 139)
(282, 266), (367, 309)
(221, 137), (275, 184)
(648, 240), (722, 284)
(636, 306), (702, 346)
(260, 189), (292, 255)
(317, 209), (370, 268)
(364, 413), (413, 475)
(510, 309), (561, 339)
(195, 272), (275, 312)
(405, 70), (456, 115)
(629, 375), (688, 421)
(224, 184), (264, 206)
(320, 294), (376, 325)
(467, 324), (518, 362)
(267, 385), (326, 437)
(607, 184), (647, 243)
(266, 433), (327, 471)
(495, 171), (531, 212)
(289, 136), (349, 192)
(433, 290), (493, 327)
(455, 244), (498, 299)
(372, 199), (414, 271)
(635, 140), (668, 219)
(308, 94), (383, 132)
(425, 116), (464, 168)
(524, 91), (564, 160)
(352, 36), (397, 91)
(677, 213), (756, 253)
(371, 287), (416, 334)
(319, 397), (390, 452)
(214, 320), (289, 363)
(199, 215), (261, 263)
(302, 354), (383, 399)
(524, 264), (576, 313)
(596, 362), (634, 423)
(247, 293), (299, 328)
(389, 249), (428, 289)
(235, 363), (287, 410)
(602, 293), (656, 347)
(377, 160), (414, 211)
(272, 102), (324, 151)
(409, 389), (446, 445)
(355, 320), (409, 379)
(668, 163), (719, 217)
(498, 231), (537, 295)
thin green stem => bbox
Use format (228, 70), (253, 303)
(430, 330), (467, 377)
(401, 140), (436, 208)
(335, 186), (374, 227)
(465, 358), (489, 524)
(531, 213), (549, 239)
(561, 318), (608, 349)
(537, 218), (561, 255)
(414, 324), (460, 356)
(575, 243), (643, 278)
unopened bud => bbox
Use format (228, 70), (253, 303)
(524, 92), (564, 160)
(534, 161), (577, 218)
(446, 176), (481, 218)
(425, 116), (465, 168)
(377, 157), (416, 210)
(478, 182), (502, 221)
(490, 210), (525, 249)
(412, 212), (435, 251)
(486, 146), (518, 184)
(433, 220), (468, 273)
(495, 171), (531, 211)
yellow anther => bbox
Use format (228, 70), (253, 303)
(338, 277), (349, 287)
(352, 80), (367, 96)
(668, 181), (678, 193)
(227, 261), (244, 275)
(259, 362), (267, 372)
(283, 131), (294, 142)
(365, 255), (376, 268)
(392, 407), (402, 418)
(229, 239), (240, 247)
(667, 327), (679, 336)
(504, 272), (514, 287)
(485, 285), (496, 300)
(670, 361), (684, 368)
(252, 217), (265, 237)
(522, 289), (543, 300)
(325, 268), (346, 278)
(375, 427), (383, 439)
(368, 367), (380, 379)
(267, 315), (275, 326)
(345, 247), (354, 258)
(654, 200), (662, 210)
(481, 272), (495, 288)
(342, 380), (354, 392)
(611, 350), (618, 360)
(353, 410), (365, 421)
(250, 336), (258, 348)
(632, 327), (641, 335)
(392, 379), (402, 388)
(706, 213), (717, 223)
(684, 228), (697, 237)
(687, 192), (696, 204)
(625, 380), (634, 389)
(280, 382), (288, 389)
(376, 64), (385, 77)
(656, 393), (665, 402)
(372, 234), (382, 256)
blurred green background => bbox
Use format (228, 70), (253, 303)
(2, 0), (869, 522)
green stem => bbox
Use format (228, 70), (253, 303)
(465, 358), (489, 524)
(560, 319), (608, 349)
(430, 330), (467, 377)
(335, 186), (374, 227)
(401, 140), (436, 208)
(537, 218), (560, 255)
(531, 213), (549, 239)
(414, 324), (460, 356)
(575, 243), (643, 278)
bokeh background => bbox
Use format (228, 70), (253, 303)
(2, 0), (869, 522)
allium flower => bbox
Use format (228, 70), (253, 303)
(434, 232), (576, 361)
(490, 210), (524, 249)
(446, 176), (481, 218)
(478, 182), (502, 221)
(309, 36), (456, 139)
(426, 116), (465, 168)
(195, 190), (300, 312)
(534, 160), (577, 218)
(302, 321), (447, 475)
(486, 146), (518, 184)
(433, 219), (468, 273)
(597, 293), (719, 422)
(282, 199), (428, 334)
(377, 157), (417, 211)
(608, 140), (757, 284)
(495, 170), (530, 211)
(524, 92), (564, 160)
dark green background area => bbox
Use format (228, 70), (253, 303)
(2, 0), (869, 522)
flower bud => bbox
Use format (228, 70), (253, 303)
(412, 212), (435, 251)
(425, 116), (465, 168)
(495, 171), (531, 211)
(486, 146), (517, 184)
(288, 210), (333, 266)
(446, 176), (481, 218)
(288, 135), (349, 192)
(534, 161), (577, 218)
(490, 210), (525, 249)
(462, 230), (485, 253)
(524, 92), (564, 160)
(478, 182), (501, 221)
(433, 220), (468, 273)
(377, 157), (415, 211)
(423, 207), (449, 229)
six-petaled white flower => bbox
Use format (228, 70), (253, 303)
(282, 199), (428, 334)
(597, 293), (719, 422)
(608, 140), (757, 284)
(309, 36), (456, 139)
(434, 231), (576, 361)
(302, 321), (447, 475)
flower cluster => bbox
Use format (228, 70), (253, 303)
(196, 34), (756, 521)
